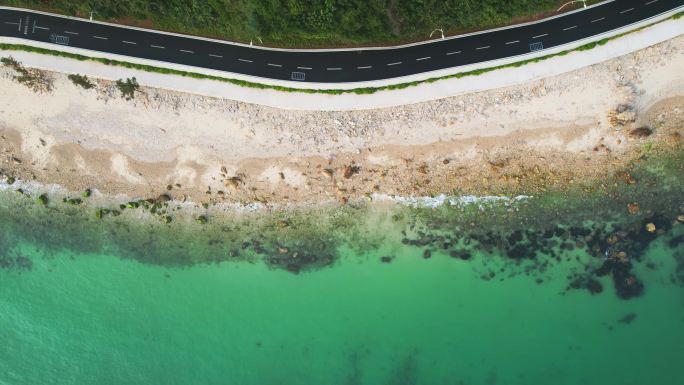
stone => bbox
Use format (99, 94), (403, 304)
(645, 223), (656, 233)
(616, 111), (636, 123)
(37, 193), (48, 205)
(628, 126), (653, 138)
(627, 202), (640, 214)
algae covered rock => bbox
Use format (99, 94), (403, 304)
(37, 194), (49, 205)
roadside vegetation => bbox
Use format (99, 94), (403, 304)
(115, 77), (139, 100)
(68, 73), (94, 89)
(0, 0), (599, 48)
(1, 56), (52, 92)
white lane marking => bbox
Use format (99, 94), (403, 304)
(297, 66), (312, 70)
(645, 0), (659, 5)
(208, 54), (223, 58)
(476, 45), (490, 50)
(327, 67), (342, 71)
(64, 31), (78, 35)
(122, 40), (137, 45)
(31, 20), (49, 32)
(357, 65), (372, 69)
(151, 45), (165, 49)
(446, 51), (461, 55)
(416, 56), (431, 61)
(620, 8), (634, 14)
(563, 25), (577, 31)
(591, 17), (606, 23)
(5, 20), (21, 32)
(238, 58), (252, 63)
(180, 49), (194, 53)
(267, 63), (282, 67)
(92, 35), (108, 40)
(532, 33), (548, 39)
(505, 40), (520, 45)
(387, 61), (402, 66)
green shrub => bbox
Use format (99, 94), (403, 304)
(115, 77), (139, 100)
(1, 56), (52, 92)
(68, 74), (94, 89)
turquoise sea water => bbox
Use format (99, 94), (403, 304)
(2, 234), (683, 385)
(2, 147), (684, 384)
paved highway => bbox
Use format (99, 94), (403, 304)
(0, 0), (681, 83)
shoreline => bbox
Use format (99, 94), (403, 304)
(1, 144), (683, 299)
(1, 35), (682, 207)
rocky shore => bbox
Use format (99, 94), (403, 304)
(1, 35), (683, 299)
(0, 36), (683, 207)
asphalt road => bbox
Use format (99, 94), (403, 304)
(1, 0), (681, 83)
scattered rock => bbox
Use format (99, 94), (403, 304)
(645, 223), (656, 233)
(343, 165), (360, 179)
(423, 249), (431, 259)
(616, 110), (636, 124)
(37, 193), (48, 205)
(628, 126), (653, 138)
(321, 168), (334, 179)
(380, 256), (393, 263)
(627, 202), (640, 214)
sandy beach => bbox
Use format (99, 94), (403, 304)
(1, 35), (683, 206)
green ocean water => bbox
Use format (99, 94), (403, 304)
(2, 236), (683, 385)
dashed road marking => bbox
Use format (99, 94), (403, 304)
(297, 66), (312, 70)
(151, 45), (165, 49)
(416, 56), (431, 61)
(64, 31), (78, 35)
(387, 61), (402, 66)
(563, 25), (577, 31)
(267, 63), (282, 67)
(591, 17), (606, 23)
(209, 54), (223, 58)
(446, 51), (461, 55)
(532, 33), (548, 39)
(476, 45), (490, 50)
(357, 65), (372, 69)
(92, 35), (108, 40)
(620, 8), (634, 14)
(238, 58), (252, 63)
(180, 49), (194, 53)
(645, 0), (659, 5)
(327, 67), (342, 71)
(122, 40), (137, 45)
(505, 40), (520, 45)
